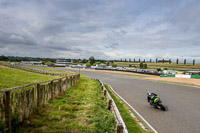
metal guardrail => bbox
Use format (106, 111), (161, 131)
(95, 68), (161, 76)
(97, 80), (128, 133)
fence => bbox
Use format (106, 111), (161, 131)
(0, 74), (80, 133)
(97, 80), (128, 133)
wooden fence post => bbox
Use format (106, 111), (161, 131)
(117, 123), (123, 133)
(50, 81), (54, 100)
(103, 89), (107, 97)
(107, 99), (112, 110)
(37, 84), (40, 107)
(59, 79), (62, 93)
(70, 76), (73, 87)
(5, 91), (11, 133)
(65, 77), (68, 89)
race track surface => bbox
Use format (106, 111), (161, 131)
(64, 68), (200, 133)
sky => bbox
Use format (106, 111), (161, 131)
(0, 0), (200, 62)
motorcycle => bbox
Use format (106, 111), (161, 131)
(147, 91), (167, 111)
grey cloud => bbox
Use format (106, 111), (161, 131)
(104, 43), (119, 49)
(0, 0), (200, 62)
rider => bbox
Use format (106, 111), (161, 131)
(149, 93), (159, 105)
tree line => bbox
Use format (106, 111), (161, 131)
(0, 55), (196, 65)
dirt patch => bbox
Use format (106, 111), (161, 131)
(146, 77), (200, 86)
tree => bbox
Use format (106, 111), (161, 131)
(143, 59), (145, 63)
(89, 56), (95, 65)
(112, 63), (117, 67)
(169, 59), (171, 64)
(143, 63), (147, 69)
(140, 63), (143, 68)
(156, 58), (158, 63)
(162, 59), (164, 64)
(82, 59), (87, 63)
(106, 61), (109, 66)
(150, 59), (152, 63)
(139, 58), (140, 63)
(125, 59), (127, 62)
(193, 59), (195, 65)
(86, 62), (91, 67)
(157, 68), (162, 71)
(140, 63), (147, 69)
(42, 61), (45, 65)
(0, 55), (8, 61)
(184, 59), (186, 65)
(134, 58), (135, 63)
(176, 58), (179, 64)
(129, 59), (131, 62)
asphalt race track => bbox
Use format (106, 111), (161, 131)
(64, 68), (200, 133)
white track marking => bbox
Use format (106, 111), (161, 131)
(107, 84), (158, 133)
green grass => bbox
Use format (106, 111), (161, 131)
(104, 84), (153, 133)
(27, 66), (65, 72)
(16, 77), (115, 133)
(0, 66), (60, 89)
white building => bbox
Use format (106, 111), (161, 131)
(55, 58), (72, 67)
(21, 61), (42, 66)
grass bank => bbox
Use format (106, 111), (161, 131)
(17, 76), (115, 133)
(27, 66), (64, 72)
(0, 66), (59, 89)
(104, 84), (153, 133)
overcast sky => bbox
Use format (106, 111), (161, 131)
(0, 0), (200, 62)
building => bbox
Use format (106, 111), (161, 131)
(21, 61), (42, 66)
(97, 63), (106, 69)
(55, 58), (72, 67)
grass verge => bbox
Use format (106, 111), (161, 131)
(27, 66), (64, 72)
(0, 66), (60, 89)
(16, 76), (115, 133)
(104, 84), (153, 133)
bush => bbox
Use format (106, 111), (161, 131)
(112, 63), (117, 67)
(86, 62), (91, 67)
(157, 68), (162, 71)
(139, 63), (147, 69)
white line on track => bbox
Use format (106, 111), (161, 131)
(107, 83), (158, 133)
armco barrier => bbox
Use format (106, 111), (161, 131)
(95, 68), (161, 76)
(97, 80), (128, 133)
(0, 74), (80, 133)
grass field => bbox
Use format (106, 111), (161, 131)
(17, 76), (115, 133)
(104, 84), (152, 133)
(115, 62), (200, 71)
(27, 66), (64, 72)
(0, 66), (59, 89)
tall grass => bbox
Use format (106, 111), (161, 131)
(0, 66), (59, 89)
(17, 77), (116, 133)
